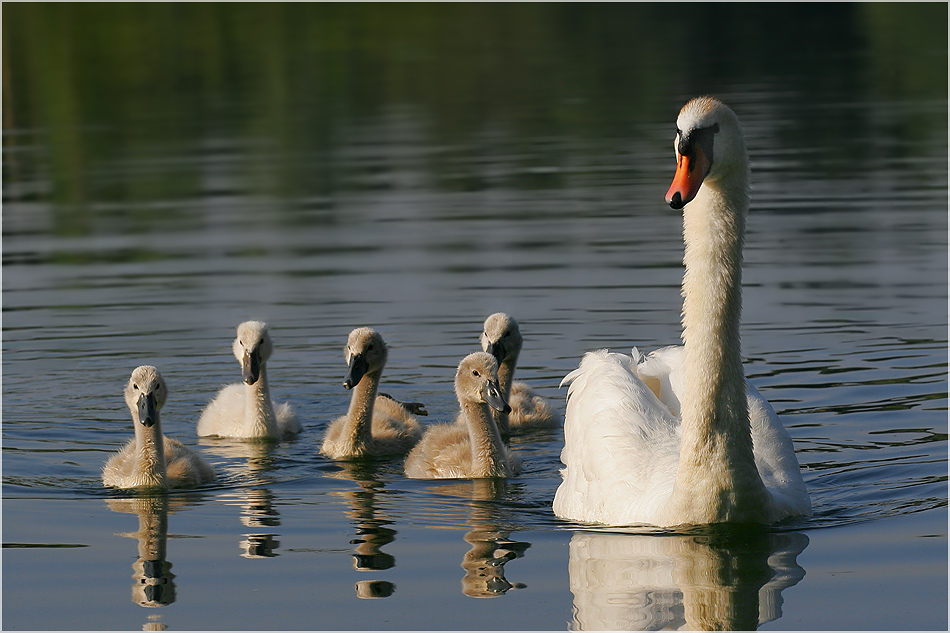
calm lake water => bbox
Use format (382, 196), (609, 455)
(3, 4), (947, 631)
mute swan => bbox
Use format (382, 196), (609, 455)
(197, 321), (301, 439)
(553, 97), (811, 527)
(479, 313), (561, 438)
(103, 366), (216, 489)
(405, 352), (520, 479)
(321, 328), (425, 459)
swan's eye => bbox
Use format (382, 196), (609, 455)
(133, 384), (139, 391)
(472, 370), (480, 377)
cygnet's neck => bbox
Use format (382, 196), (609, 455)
(673, 175), (770, 522)
(461, 400), (508, 478)
(132, 412), (168, 488)
(494, 351), (518, 437)
(340, 370), (381, 454)
(244, 365), (279, 436)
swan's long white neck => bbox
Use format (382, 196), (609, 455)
(672, 169), (770, 523)
(340, 370), (381, 453)
(132, 411), (168, 488)
(244, 365), (279, 436)
(462, 400), (509, 478)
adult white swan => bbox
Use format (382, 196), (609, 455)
(553, 97), (811, 527)
(197, 321), (301, 439)
(103, 366), (216, 489)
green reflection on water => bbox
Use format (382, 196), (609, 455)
(3, 3), (947, 231)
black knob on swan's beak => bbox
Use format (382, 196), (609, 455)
(668, 191), (685, 210)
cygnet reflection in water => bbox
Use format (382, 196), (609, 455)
(431, 479), (531, 598)
(330, 461), (401, 598)
(107, 495), (192, 609)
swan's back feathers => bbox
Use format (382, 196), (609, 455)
(555, 349), (681, 525)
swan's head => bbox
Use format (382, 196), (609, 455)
(480, 312), (523, 364)
(232, 321), (274, 385)
(343, 327), (388, 390)
(666, 96), (747, 210)
(124, 365), (167, 428)
(455, 352), (511, 414)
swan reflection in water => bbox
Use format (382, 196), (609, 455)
(568, 527), (808, 630)
(438, 478), (530, 598)
(199, 438), (283, 558)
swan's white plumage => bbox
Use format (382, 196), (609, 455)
(405, 352), (520, 479)
(197, 321), (300, 439)
(103, 366), (215, 489)
(320, 328), (423, 459)
(554, 97), (811, 527)
(555, 346), (810, 526)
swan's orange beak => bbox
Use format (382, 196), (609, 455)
(666, 146), (710, 210)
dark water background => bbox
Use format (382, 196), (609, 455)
(3, 4), (947, 630)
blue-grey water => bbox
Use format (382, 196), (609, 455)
(3, 4), (947, 630)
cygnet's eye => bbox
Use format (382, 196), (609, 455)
(133, 383), (139, 391)
(367, 344), (374, 351)
(472, 370), (480, 377)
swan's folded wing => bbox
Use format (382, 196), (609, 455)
(747, 383), (812, 519)
(635, 345), (684, 418)
(556, 350), (680, 525)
